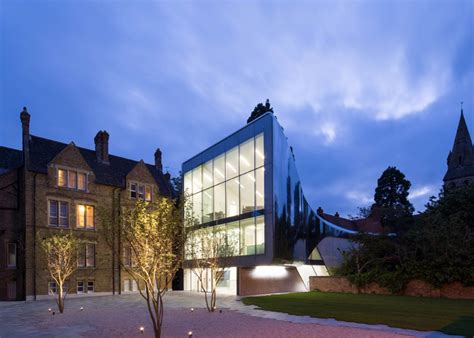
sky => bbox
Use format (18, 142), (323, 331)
(1, 0), (473, 217)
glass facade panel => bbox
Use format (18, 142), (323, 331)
(255, 167), (264, 210)
(256, 215), (265, 254)
(192, 166), (202, 193)
(226, 178), (239, 217)
(240, 218), (256, 255)
(184, 172), (192, 195)
(192, 192), (202, 225)
(239, 138), (254, 174)
(226, 221), (240, 256)
(240, 171), (255, 214)
(214, 183), (225, 220)
(255, 133), (264, 168)
(226, 147), (239, 179)
(202, 160), (213, 190)
(213, 154), (225, 185)
(202, 188), (213, 223)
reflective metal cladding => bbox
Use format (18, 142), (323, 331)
(182, 112), (349, 266)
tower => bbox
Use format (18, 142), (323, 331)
(443, 106), (474, 189)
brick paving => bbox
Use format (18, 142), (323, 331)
(0, 292), (453, 338)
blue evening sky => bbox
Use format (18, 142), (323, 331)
(1, 0), (473, 216)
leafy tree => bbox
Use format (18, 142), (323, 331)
(247, 99), (274, 123)
(41, 231), (79, 313)
(372, 166), (414, 233)
(186, 227), (236, 312)
(101, 198), (189, 338)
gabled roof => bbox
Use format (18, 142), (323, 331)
(23, 135), (172, 195)
(0, 146), (23, 173)
(318, 212), (384, 234)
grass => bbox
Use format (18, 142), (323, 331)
(242, 291), (474, 336)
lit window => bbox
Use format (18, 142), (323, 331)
(240, 171), (255, 214)
(192, 166), (202, 193)
(202, 160), (213, 190)
(226, 179), (239, 217)
(255, 167), (264, 210)
(214, 183), (225, 220)
(87, 281), (95, 293)
(76, 204), (95, 229)
(130, 183), (137, 199)
(184, 172), (192, 195)
(7, 243), (17, 268)
(58, 169), (67, 187)
(255, 133), (264, 167)
(78, 173), (87, 191)
(256, 215), (265, 254)
(239, 138), (254, 174)
(77, 281), (84, 294)
(202, 188), (213, 223)
(213, 155), (225, 185)
(226, 147), (239, 179)
(68, 171), (77, 189)
(240, 218), (256, 255)
(138, 185), (145, 199)
(49, 200), (69, 227)
(145, 185), (152, 201)
(192, 192), (202, 225)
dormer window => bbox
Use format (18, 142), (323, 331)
(130, 182), (153, 201)
(57, 168), (87, 191)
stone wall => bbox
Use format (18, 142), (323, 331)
(309, 276), (474, 300)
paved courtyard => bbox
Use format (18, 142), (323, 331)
(0, 292), (453, 338)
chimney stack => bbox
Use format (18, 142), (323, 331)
(154, 148), (163, 171)
(20, 107), (30, 166)
(94, 130), (110, 164)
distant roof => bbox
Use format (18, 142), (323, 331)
(1, 135), (172, 196)
(318, 212), (384, 234)
(0, 146), (23, 173)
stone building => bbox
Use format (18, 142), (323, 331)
(444, 108), (474, 188)
(0, 107), (173, 301)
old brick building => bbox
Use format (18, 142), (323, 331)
(0, 107), (173, 301)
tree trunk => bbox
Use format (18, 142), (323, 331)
(58, 286), (64, 313)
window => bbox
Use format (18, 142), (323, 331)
(49, 200), (69, 227)
(214, 183), (225, 220)
(57, 168), (87, 190)
(78, 173), (86, 190)
(255, 167), (264, 210)
(184, 172), (192, 194)
(240, 218), (255, 255)
(123, 279), (131, 292)
(7, 243), (17, 268)
(76, 204), (95, 229)
(87, 281), (95, 293)
(239, 138), (254, 174)
(78, 243), (95, 267)
(58, 169), (67, 187)
(49, 282), (68, 295)
(77, 281), (84, 294)
(130, 183), (137, 199)
(226, 179), (239, 217)
(203, 160), (213, 190)
(145, 185), (152, 201)
(202, 188), (213, 223)
(226, 221), (240, 256)
(256, 215), (265, 254)
(255, 133), (264, 167)
(192, 166), (202, 193)
(68, 171), (77, 189)
(192, 192), (202, 225)
(240, 171), (255, 213)
(213, 155), (225, 185)
(130, 182), (153, 201)
(226, 147), (239, 179)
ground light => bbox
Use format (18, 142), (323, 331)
(80, 307), (84, 311)
(190, 307), (194, 312)
(48, 308), (51, 312)
(250, 266), (288, 279)
(188, 331), (193, 337)
(139, 326), (144, 334)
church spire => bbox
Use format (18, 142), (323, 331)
(443, 104), (474, 188)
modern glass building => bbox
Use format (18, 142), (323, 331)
(182, 112), (353, 295)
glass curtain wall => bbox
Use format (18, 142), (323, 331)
(183, 133), (265, 258)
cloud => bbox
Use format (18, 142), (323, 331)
(409, 185), (436, 200)
(345, 190), (373, 205)
(315, 122), (337, 145)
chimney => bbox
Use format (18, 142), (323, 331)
(154, 148), (163, 171)
(335, 212), (340, 217)
(94, 130), (109, 164)
(20, 107), (30, 166)
(317, 207), (323, 215)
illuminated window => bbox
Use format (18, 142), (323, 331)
(192, 192), (202, 225)
(226, 221), (240, 256)
(214, 183), (225, 220)
(203, 160), (213, 190)
(240, 218), (255, 255)
(130, 182), (152, 201)
(78, 173), (86, 190)
(7, 243), (17, 268)
(256, 215), (265, 254)
(49, 200), (69, 227)
(145, 185), (152, 201)
(213, 155), (225, 185)
(184, 172), (192, 194)
(240, 171), (255, 214)
(68, 171), (77, 189)
(76, 204), (94, 229)
(255, 133), (264, 167)
(239, 138), (254, 174)
(138, 185), (145, 199)
(255, 167), (264, 210)
(202, 188), (213, 223)
(226, 147), (239, 179)
(58, 169), (67, 187)
(226, 178), (239, 217)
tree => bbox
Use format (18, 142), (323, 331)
(247, 99), (274, 123)
(372, 166), (414, 233)
(186, 227), (236, 312)
(41, 231), (79, 313)
(101, 197), (188, 338)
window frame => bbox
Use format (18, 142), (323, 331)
(130, 181), (153, 201)
(56, 167), (88, 191)
(76, 204), (95, 230)
(77, 243), (96, 268)
(48, 199), (70, 228)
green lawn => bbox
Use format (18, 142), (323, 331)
(242, 291), (474, 336)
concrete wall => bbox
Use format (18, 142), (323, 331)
(310, 276), (474, 300)
(238, 266), (306, 296)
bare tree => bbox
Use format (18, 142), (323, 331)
(186, 227), (236, 312)
(41, 231), (78, 313)
(101, 197), (188, 338)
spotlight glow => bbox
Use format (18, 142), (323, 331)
(251, 266), (288, 279)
